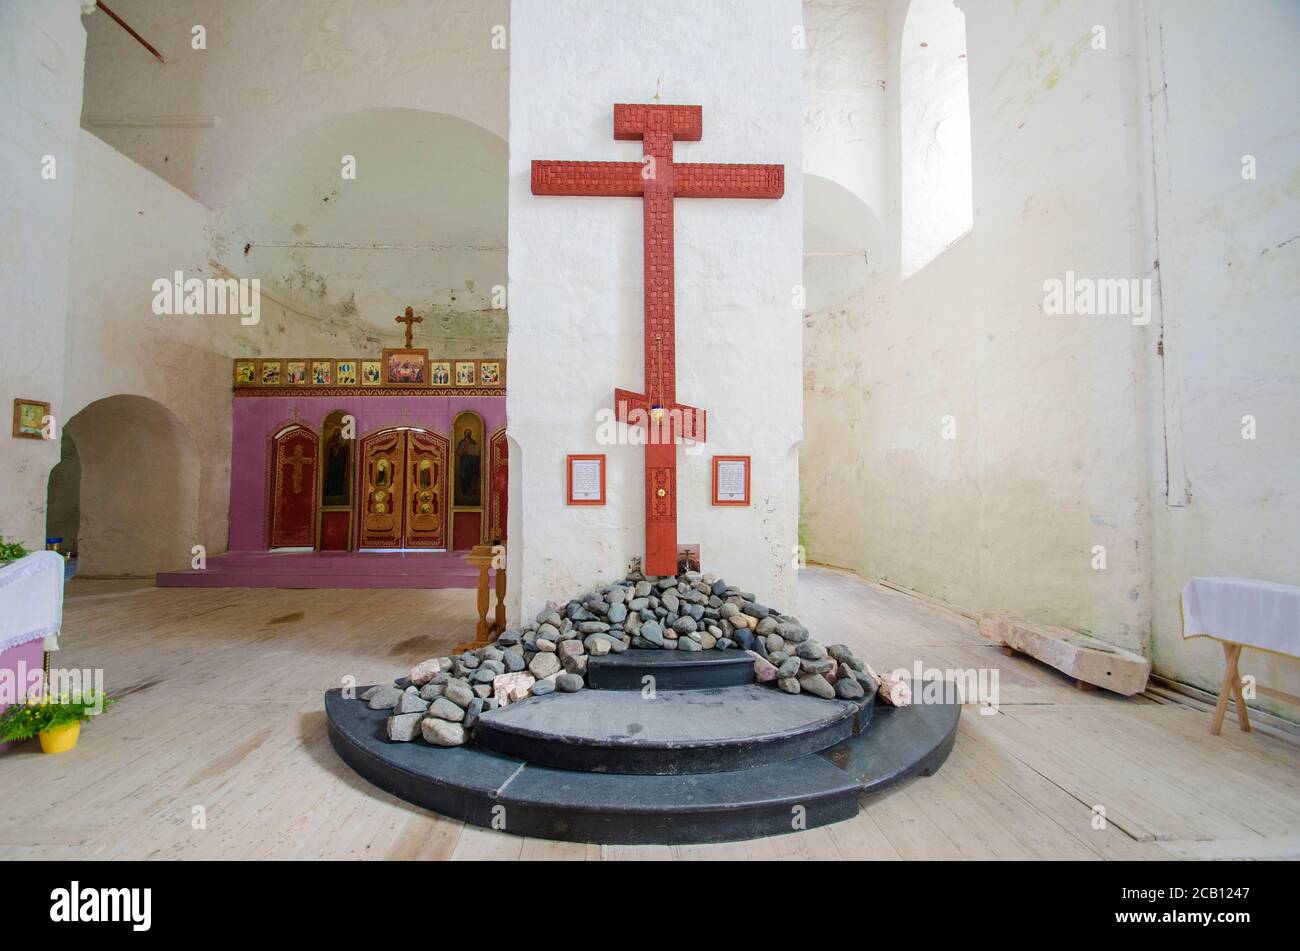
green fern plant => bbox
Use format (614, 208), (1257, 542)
(0, 537), (29, 565)
(0, 691), (114, 742)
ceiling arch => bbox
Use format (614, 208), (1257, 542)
(214, 107), (507, 337)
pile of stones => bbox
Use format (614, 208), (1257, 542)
(357, 565), (878, 748)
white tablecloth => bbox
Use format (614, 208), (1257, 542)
(1181, 576), (1300, 659)
(0, 551), (63, 653)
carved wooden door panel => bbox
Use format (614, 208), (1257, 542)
(358, 429), (406, 549)
(404, 430), (448, 549)
(269, 425), (319, 548)
(488, 427), (508, 544)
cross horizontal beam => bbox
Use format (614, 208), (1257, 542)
(532, 161), (643, 197)
(530, 161), (784, 200)
(675, 163), (784, 199)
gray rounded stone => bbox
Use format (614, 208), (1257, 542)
(777, 622), (809, 644)
(796, 641), (828, 660)
(366, 685), (404, 710)
(396, 692), (430, 714)
(428, 697), (465, 721)
(556, 673), (585, 693)
(797, 673), (836, 700)
(528, 652), (562, 679)
(639, 620), (665, 647)
(421, 719), (466, 747)
(444, 680), (475, 709)
(386, 712), (424, 741)
(835, 677), (865, 700)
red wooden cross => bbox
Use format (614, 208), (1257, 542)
(532, 103), (783, 576)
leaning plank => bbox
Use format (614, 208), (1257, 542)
(980, 615), (1150, 696)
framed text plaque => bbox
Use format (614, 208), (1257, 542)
(567, 454), (606, 505)
(712, 455), (751, 506)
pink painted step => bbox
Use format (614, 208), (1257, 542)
(155, 550), (480, 590)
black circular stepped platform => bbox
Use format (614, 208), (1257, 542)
(472, 685), (859, 774)
(585, 649), (757, 691)
(326, 656), (959, 845)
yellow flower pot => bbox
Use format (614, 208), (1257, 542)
(38, 721), (81, 754)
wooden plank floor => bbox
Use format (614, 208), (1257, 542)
(1, 566), (1296, 860)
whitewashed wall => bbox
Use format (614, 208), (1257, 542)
(800, 0), (1300, 718)
(0, 0), (87, 550)
(1142, 0), (1300, 713)
(81, 0), (510, 211)
(507, 0), (805, 620)
(29, 1), (513, 570)
(63, 130), (221, 570)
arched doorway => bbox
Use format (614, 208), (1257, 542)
(357, 427), (449, 550)
(45, 431), (82, 567)
(451, 411), (485, 551)
(267, 422), (319, 549)
(61, 395), (200, 576)
(317, 411), (353, 550)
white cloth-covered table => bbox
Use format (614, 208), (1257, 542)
(1181, 576), (1300, 735)
(0, 551), (64, 653)
(1181, 576), (1300, 658)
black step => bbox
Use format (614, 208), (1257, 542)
(324, 680), (959, 845)
(471, 685), (858, 774)
(586, 649), (756, 691)
(326, 689), (861, 844)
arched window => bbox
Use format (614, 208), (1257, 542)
(901, 0), (973, 277)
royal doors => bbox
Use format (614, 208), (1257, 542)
(357, 428), (449, 549)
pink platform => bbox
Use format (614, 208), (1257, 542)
(155, 550), (479, 590)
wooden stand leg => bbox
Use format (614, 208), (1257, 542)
(1211, 642), (1249, 735)
(493, 567), (507, 636)
(475, 563), (490, 642)
(1228, 643), (1250, 733)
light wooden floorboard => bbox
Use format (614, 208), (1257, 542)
(0, 567), (1295, 860)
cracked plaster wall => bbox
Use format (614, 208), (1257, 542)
(801, 0), (1300, 717)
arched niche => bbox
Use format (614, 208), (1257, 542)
(62, 395), (201, 576)
(318, 410), (355, 550)
(451, 411), (486, 551)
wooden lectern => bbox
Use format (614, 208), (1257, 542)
(456, 544), (506, 653)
